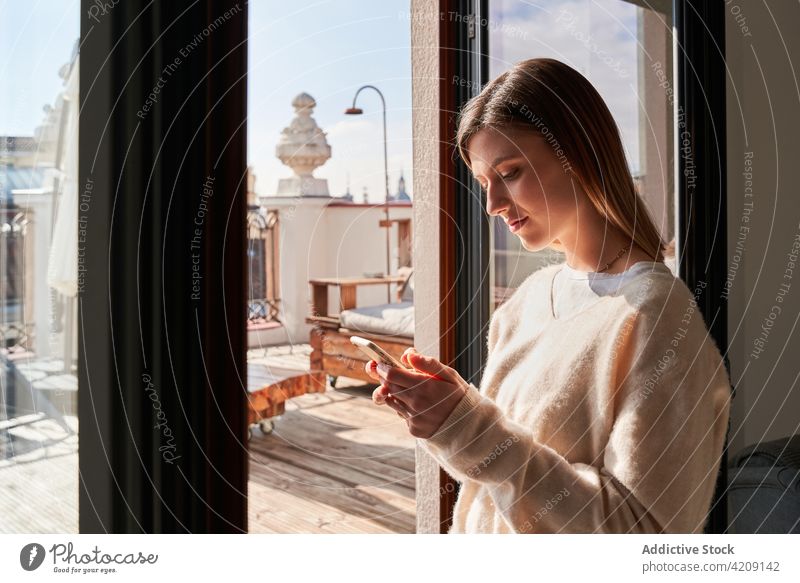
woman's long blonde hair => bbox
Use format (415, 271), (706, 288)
(455, 58), (666, 263)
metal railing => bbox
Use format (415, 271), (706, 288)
(1, 206), (33, 350)
(247, 207), (282, 327)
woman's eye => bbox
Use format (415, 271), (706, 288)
(500, 169), (518, 180)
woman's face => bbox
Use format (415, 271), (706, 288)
(465, 124), (579, 252)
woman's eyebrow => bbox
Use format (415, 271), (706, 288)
(491, 154), (522, 167)
(472, 154), (523, 182)
(472, 155), (523, 179)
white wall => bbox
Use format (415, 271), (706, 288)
(725, 1), (800, 452)
(409, 0), (444, 534)
(248, 197), (412, 349)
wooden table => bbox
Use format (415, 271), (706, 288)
(247, 363), (326, 436)
(309, 275), (407, 317)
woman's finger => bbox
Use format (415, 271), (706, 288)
(406, 352), (461, 384)
(375, 361), (433, 389)
(386, 394), (414, 419)
(373, 382), (413, 409)
(373, 381), (415, 416)
(380, 391), (413, 418)
(364, 360), (381, 382)
(372, 383), (391, 404)
(379, 350), (458, 385)
(400, 347), (416, 367)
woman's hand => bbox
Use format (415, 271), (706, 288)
(363, 348), (469, 438)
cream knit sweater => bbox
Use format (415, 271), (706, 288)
(421, 261), (732, 533)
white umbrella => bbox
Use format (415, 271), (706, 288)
(46, 59), (79, 297)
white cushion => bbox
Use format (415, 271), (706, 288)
(339, 301), (414, 338)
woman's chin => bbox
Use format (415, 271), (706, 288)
(519, 234), (551, 253)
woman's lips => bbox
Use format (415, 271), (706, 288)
(508, 216), (528, 233)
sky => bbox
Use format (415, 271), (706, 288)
(247, 0), (414, 202)
(489, 0), (648, 175)
(1, 0), (656, 198)
(0, 0), (80, 136)
(0, 0), (414, 203)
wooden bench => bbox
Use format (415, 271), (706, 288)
(309, 326), (413, 385)
(306, 274), (413, 386)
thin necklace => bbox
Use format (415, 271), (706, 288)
(596, 244), (630, 273)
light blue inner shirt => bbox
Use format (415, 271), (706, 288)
(551, 260), (667, 319)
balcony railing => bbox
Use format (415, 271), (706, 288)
(247, 207), (282, 328)
(1, 207), (33, 351)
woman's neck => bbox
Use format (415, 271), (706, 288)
(553, 197), (657, 274)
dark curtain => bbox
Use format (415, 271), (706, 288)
(79, 0), (248, 532)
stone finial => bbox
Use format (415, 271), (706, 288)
(275, 92), (332, 197)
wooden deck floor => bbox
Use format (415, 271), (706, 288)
(1, 346), (416, 533)
(0, 415), (79, 533)
(247, 383), (417, 533)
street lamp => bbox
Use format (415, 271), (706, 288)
(345, 85), (392, 303)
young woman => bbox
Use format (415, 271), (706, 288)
(365, 58), (731, 534)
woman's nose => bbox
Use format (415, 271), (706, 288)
(485, 186), (509, 217)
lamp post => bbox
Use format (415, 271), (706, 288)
(345, 85), (392, 303)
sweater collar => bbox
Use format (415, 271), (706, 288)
(548, 261), (670, 320)
(561, 260), (658, 280)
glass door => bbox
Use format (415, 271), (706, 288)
(0, 4), (80, 533)
(486, 0), (676, 307)
(444, 0), (727, 532)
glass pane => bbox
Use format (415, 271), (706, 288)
(488, 0), (675, 312)
(245, 0), (416, 533)
(0, 2), (80, 533)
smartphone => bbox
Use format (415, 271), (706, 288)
(349, 335), (410, 369)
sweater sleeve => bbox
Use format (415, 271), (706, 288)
(420, 284), (732, 533)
